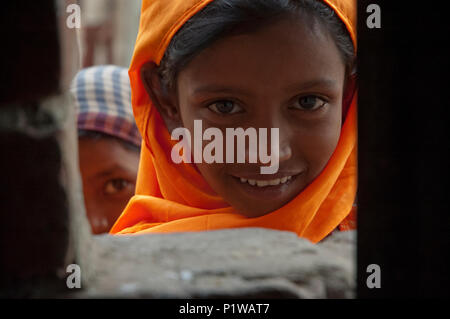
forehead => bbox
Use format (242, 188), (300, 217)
(78, 138), (139, 175)
(177, 17), (345, 93)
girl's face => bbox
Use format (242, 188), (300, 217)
(152, 17), (347, 218)
(78, 137), (139, 234)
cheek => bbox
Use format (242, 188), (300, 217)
(295, 114), (342, 178)
(84, 193), (129, 233)
(179, 117), (237, 198)
(183, 123), (233, 194)
(196, 162), (228, 188)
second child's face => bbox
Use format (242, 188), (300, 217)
(166, 17), (346, 217)
(79, 137), (139, 234)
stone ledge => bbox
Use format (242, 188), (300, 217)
(74, 228), (355, 299)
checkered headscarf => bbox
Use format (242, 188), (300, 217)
(71, 65), (141, 147)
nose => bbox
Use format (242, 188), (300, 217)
(239, 105), (295, 166)
(242, 120), (293, 165)
(278, 141), (292, 163)
(265, 113), (293, 164)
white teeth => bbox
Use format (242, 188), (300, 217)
(256, 180), (269, 187)
(238, 176), (293, 187)
(269, 179), (280, 186)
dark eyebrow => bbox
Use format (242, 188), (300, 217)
(286, 78), (339, 92)
(192, 85), (253, 97)
(192, 78), (339, 96)
(88, 165), (134, 182)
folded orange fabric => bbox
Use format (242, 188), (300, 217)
(110, 0), (358, 243)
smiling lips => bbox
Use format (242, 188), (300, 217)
(239, 176), (293, 187)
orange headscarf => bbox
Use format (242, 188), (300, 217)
(110, 0), (357, 243)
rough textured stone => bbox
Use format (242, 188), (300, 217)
(70, 227), (355, 299)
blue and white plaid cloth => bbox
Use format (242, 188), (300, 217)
(71, 65), (141, 147)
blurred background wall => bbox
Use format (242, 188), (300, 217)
(78, 0), (141, 68)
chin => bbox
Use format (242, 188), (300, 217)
(230, 202), (278, 218)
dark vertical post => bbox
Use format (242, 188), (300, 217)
(357, 1), (450, 298)
(0, 1), (70, 297)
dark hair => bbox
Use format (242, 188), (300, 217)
(158, 0), (355, 90)
(78, 130), (140, 153)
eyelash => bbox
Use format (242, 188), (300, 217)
(204, 94), (329, 115)
(207, 99), (243, 115)
(103, 178), (134, 195)
(290, 95), (328, 111)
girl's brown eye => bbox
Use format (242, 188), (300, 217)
(103, 178), (133, 195)
(208, 100), (242, 114)
(295, 95), (327, 111)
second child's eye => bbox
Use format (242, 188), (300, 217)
(292, 96), (327, 111)
(103, 178), (134, 195)
(207, 100), (243, 115)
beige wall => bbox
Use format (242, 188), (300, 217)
(79, 0), (141, 67)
